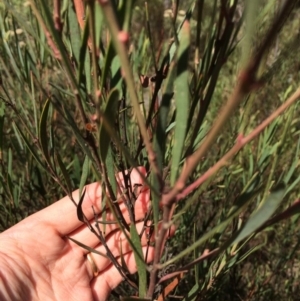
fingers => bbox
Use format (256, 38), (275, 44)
(91, 246), (154, 301)
(28, 167), (148, 236)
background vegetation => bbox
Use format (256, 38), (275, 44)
(1, 0), (300, 300)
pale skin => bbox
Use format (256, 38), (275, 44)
(0, 167), (154, 301)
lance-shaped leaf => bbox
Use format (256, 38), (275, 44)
(99, 88), (119, 162)
(77, 15), (90, 85)
(51, 100), (97, 171)
(160, 186), (262, 268)
(0, 111), (4, 158)
(130, 224), (147, 298)
(79, 155), (90, 198)
(221, 183), (286, 250)
(170, 20), (190, 185)
(151, 57), (175, 228)
(39, 98), (51, 167)
(14, 122), (45, 170)
(67, 236), (107, 258)
(68, 0), (81, 65)
(56, 151), (73, 194)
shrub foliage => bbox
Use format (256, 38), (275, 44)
(1, 0), (300, 300)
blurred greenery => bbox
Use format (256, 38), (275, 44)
(1, 0), (300, 300)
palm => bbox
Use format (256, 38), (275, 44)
(4, 221), (93, 301)
(0, 168), (151, 301)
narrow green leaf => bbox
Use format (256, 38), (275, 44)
(11, 17), (25, 70)
(0, 174), (9, 202)
(39, 98), (51, 166)
(68, 0), (81, 64)
(236, 243), (265, 265)
(94, 2), (103, 51)
(170, 20), (190, 185)
(111, 55), (122, 91)
(79, 155), (90, 198)
(286, 171), (300, 195)
(257, 199), (300, 233)
(0, 13), (21, 81)
(284, 135), (300, 184)
(225, 183), (286, 248)
(78, 14), (90, 83)
(100, 42), (116, 89)
(35, 0), (79, 90)
(130, 224), (147, 298)
(67, 236), (108, 258)
(38, 17), (46, 64)
(49, 83), (75, 97)
(13, 178), (21, 208)
(119, 238), (130, 274)
(51, 99), (97, 170)
(99, 88), (119, 161)
(168, 3), (195, 62)
(29, 73), (38, 136)
(49, 113), (55, 152)
(14, 122), (45, 169)
(8, 147), (12, 176)
(161, 187), (262, 268)
(241, 0), (260, 67)
(192, 121), (209, 151)
(151, 57), (176, 228)
(105, 145), (117, 195)
(182, 283), (200, 301)
(6, 172), (14, 204)
(72, 155), (81, 187)
(56, 151), (73, 194)
(84, 50), (92, 94)
(0, 109), (4, 156)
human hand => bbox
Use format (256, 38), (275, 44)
(0, 167), (151, 301)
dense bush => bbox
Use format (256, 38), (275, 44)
(1, 0), (300, 299)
